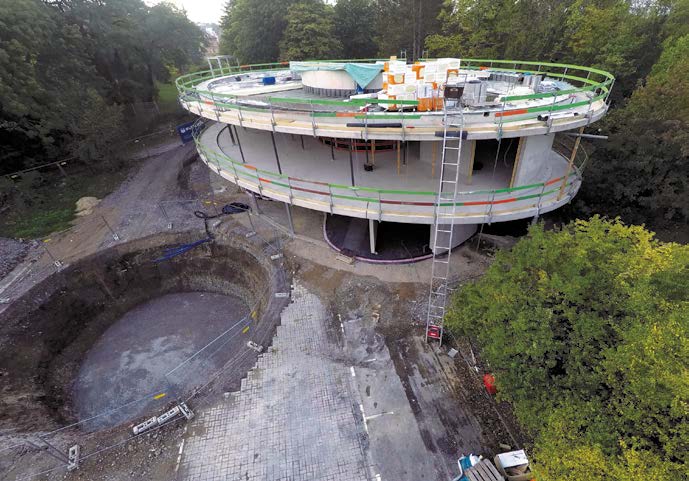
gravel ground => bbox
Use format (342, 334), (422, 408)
(0, 238), (30, 280)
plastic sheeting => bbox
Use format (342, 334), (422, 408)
(289, 61), (383, 88)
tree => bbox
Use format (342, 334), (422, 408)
(334, 0), (377, 59)
(446, 217), (689, 480)
(219, 0), (300, 63)
(576, 33), (689, 231)
(67, 89), (125, 163)
(375, 0), (443, 60)
(0, 0), (205, 173)
(279, 2), (343, 61)
(0, 0), (99, 171)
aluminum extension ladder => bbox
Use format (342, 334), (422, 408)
(425, 100), (465, 345)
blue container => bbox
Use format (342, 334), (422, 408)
(262, 76), (276, 85)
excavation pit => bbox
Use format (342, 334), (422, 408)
(0, 229), (289, 433)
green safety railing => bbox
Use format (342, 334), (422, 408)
(176, 58), (615, 123)
(192, 121), (584, 216)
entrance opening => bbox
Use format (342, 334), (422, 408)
(324, 215), (432, 263)
(473, 138), (520, 184)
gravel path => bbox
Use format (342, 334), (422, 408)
(0, 238), (30, 280)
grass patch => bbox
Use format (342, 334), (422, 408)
(0, 162), (131, 239)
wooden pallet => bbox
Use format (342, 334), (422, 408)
(466, 459), (505, 481)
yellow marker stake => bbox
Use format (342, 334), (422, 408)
(242, 326), (250, 334)
(154, 393), (166, 400)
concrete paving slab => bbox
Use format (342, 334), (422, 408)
(178, 283), (371, 481)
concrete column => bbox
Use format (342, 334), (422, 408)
(458, 140), (476, 183)
(511, 134), (555, 186)
(368, 219), (378, 254)
(429, 223), (478, 253)
(285, 202), (295, 235)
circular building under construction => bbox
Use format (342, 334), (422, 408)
(176, 57), (614, 261)
(176, 56), (614, 341)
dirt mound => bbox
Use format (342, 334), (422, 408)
(75, 196), (101, 216)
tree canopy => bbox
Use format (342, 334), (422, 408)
(279, 2), (342, 61)
(333, 0), (377, 59)
(0, 0), (205, 173)
(425, 0), (689, 236)
(447, 217), (689, 480)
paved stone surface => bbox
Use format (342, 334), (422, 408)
(179, 283), (370, 481)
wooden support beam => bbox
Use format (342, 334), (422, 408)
(466, 140), (476, 184)
(397, 140), (401, 175)
(558, 126), (584, 200)
(431, 141), (437, 177)
(371, 140), (376, 166)
(509, 137), (525, 188)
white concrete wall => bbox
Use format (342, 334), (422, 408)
(430, 223), (478, 251)
(419, 140), (475, 182)
(512, 134), (555, 186)
(302, 70), (356, 90)
(366, 73), (384, 90)
(301, 70), (384, 90)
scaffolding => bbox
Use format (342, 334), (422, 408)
(207, 55), (240, 77)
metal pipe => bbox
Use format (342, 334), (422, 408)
(284, 203), (295, 235)
(270, 131), (282, 175)
(349, 139), (355, 186)
(234, 125), (245, 163)
(564, 133), (608, 140)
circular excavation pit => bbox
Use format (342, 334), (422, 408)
(0, 229), (289, 433)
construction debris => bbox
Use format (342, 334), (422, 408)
(67, 444), (81, 471)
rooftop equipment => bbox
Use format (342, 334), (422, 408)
(462, 80), (488, 106)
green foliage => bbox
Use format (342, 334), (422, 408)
(334, 0), (377, 59)
(426, 0), (688, 235)
(374, 0), (443, 59)
(426, 0), (573, 60)
(0, 0), (98, 160)
(67, 89), (125, 163)
(577, 33), (689, 228)
(219, 0), (300, 63)
(279, 2), (342, 61)
(0, 0), (204, 173)
(447, 217), (689, 480)
(219, 0), (444, 63)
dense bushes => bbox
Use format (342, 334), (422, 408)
(447, 217), (689, 480)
